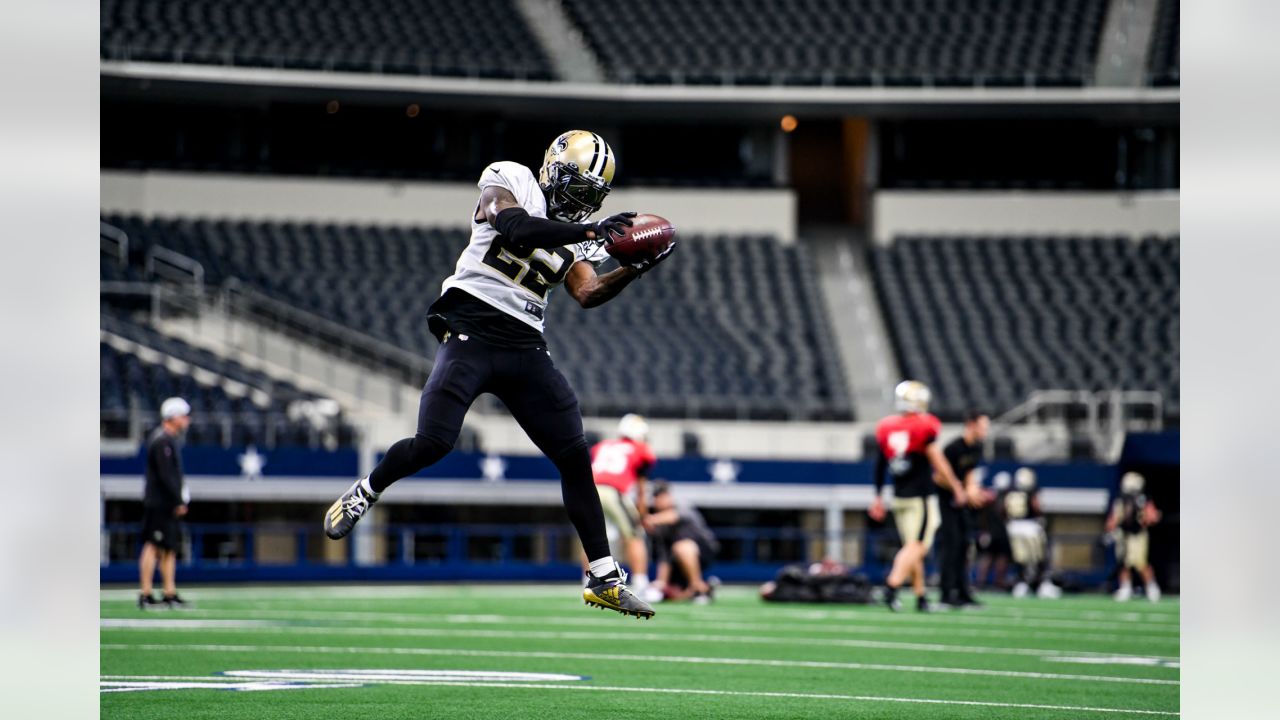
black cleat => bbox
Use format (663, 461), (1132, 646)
(137, 593), (163, 611)
(163, 594), (191, 610)
(324, 478), (379, 540)
(883, 586), (902, 612)
(583, 568), (655, 619)
(917, 595), (939, 613)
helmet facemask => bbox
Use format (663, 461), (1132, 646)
(543, 161), (610, 222)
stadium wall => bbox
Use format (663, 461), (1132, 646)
(871, 190), (1179, 244)
(101, 170), (798, 243)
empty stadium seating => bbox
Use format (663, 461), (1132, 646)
(100, 0), (555, 81)
(100, 216), (853, 421)
(872, 235), (1179, 421)
(100, 311), (355, 448)
(1148, 0), (1179, 86)
(564, 0), (1107, 87)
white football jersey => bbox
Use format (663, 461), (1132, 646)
(440, 161), (609, 333)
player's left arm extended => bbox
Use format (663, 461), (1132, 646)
(479, 186), (635, 250)
(563, 260), (641, 308)
(926, 443), (967, 505)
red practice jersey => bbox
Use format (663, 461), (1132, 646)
(874, 412), (942, 498)
(590, 438), (657, 494)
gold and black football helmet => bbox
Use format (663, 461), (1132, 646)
(539, 130), (616, 222)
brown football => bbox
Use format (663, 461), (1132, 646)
(605, 213), (676, 265)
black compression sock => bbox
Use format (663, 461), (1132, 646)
(551, 442), (611, 561)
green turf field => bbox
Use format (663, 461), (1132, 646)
(100, 584), (1179, 718)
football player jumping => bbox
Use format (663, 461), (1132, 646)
(869, 381), (968, 612)
(323, 131), (674, 619)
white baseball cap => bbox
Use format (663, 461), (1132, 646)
(160, 397), (191, 420)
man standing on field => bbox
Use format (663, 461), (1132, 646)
(138, 397), (192, 610)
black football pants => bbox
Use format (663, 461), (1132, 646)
(367, 332), (611, 562)
(937, 501), (974, 601)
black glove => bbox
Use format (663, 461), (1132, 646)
(630, 240), (677, 276)
(586, 211), (636, 244)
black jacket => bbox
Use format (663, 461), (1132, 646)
(143, 427), (185, 511)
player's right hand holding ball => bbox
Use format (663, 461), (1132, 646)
(603, 213), (677, 276)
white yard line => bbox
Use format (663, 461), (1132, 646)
(93, 660), (1178, 715)
(100, 619), (1180, 662)
(156, 606), (1180, 647)
(155, 597), (1177, 633)
(685, 607), (1180, 633)
(99, 642), (1179, 686)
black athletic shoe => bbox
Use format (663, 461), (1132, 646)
(163, 594), (191, 610)
(883, 586), (902, 612)
(324, 478), (379, 540)
(137, 593), (163, 611)
(959, 593), (984, 608)
(916, 595), (939, 613)
(583, 568), (656, 619)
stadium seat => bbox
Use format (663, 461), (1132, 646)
(872, 235), (1179, 421)
(100, 313), (355, 448)
(101, 215), (855, 422)
(563, 0), (1107, 88)
(100, 0), (556, 82)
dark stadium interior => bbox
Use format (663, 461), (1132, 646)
(873, 235), (1179, 421)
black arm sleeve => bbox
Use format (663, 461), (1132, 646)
(873, 451), (888, 496)
(493, 207), (588, 250)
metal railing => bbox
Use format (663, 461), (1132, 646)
(100, 221), (129, 267)
(217, 280), (433, 385)
(991, 389), (1166, 462)
(145, 245), (206, 295)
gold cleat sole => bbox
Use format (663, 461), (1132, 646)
(583, 597), (654, 619)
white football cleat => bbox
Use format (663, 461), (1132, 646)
(1037, 580), (1062, 599)
(1012, 581), (1030, 599)
(1146, 583), (1161, 603)
(1114, 583), (1133, 602)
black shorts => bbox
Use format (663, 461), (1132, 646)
(417, 329), (585, 459)
(141, 507), (181, 551)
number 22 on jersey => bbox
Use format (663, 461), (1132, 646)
(482, 237), (575, 301)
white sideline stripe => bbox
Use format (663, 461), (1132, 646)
(99, 585), (1180, 614)
(101, 618), (281, 629)
(93, 660), (1178, 716)
(99, 643), (1179, 686)
(100, 680), (359, 693)
(688, 607), (1180, 632)
(100, 619), (1180, 662)
(169, 607), (1180, 647)
(172, 597), (1178, 633)
(99, 585), (580, 601)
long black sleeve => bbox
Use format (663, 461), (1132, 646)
(144, 434), (184, 510)
(493, 207), (588, 250)
(873, 450), (888, 496)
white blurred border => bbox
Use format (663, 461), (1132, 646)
(1182, 1), (1280, 718)
(0, 0), (100, 716)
